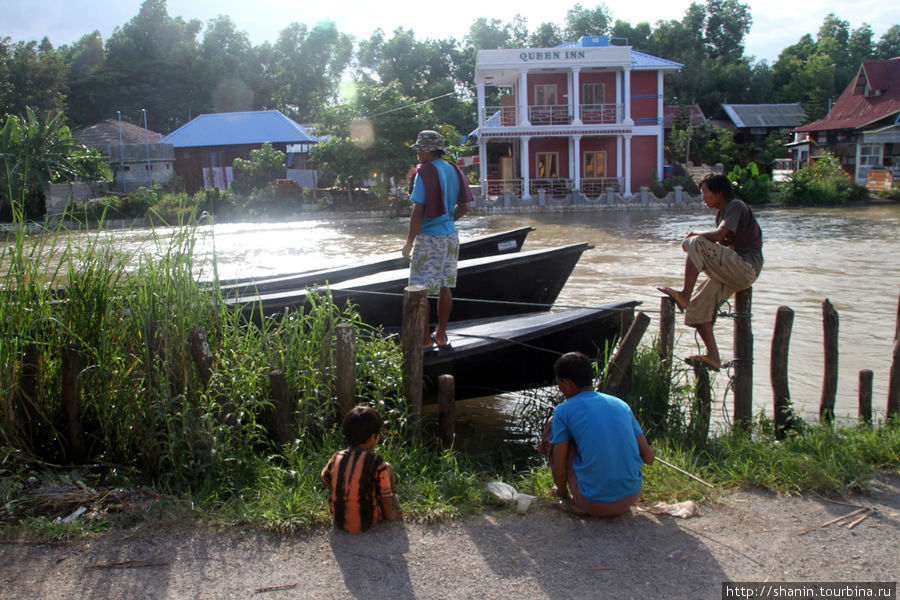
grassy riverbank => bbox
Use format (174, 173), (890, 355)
(1, 214), (898, 539)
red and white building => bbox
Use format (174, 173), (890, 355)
(474, 36), (682, 200)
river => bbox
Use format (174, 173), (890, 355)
(72, 203), (900, 432)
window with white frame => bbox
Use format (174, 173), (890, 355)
(859, 144), (882, 167)
(582, 83), (605, 105)
(583, 151), (606, 177)
(536, 152), (559, 178)
(534, 84), (557, 106)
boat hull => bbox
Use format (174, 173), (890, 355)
(422, 303), (638, 401)
(232, 243), (592, 328)
(216, 227), (534, 296)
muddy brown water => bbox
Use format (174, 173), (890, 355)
(55, 203), (900, 443)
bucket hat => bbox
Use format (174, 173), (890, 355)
(409, 130), (445, 152)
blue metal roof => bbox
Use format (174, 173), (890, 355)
(162, 110), (317, 148)
(631, 51), (683, 70)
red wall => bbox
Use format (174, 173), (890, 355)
(528, 74), (567, 104)
(630, 71), (658, 121)
(579, 72), (616, 103)
(631, 136), (658, 188)
(530, 138), (569, 177)
(580, 137), (618, 176)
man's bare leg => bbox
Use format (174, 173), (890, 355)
(692, 321), (721, 369)
(434, 287), (452, 347)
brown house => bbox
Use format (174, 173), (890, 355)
(161, 110), (318, 193)
(792, 57), (900, 186)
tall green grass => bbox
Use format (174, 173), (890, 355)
(2, 207), (898, 535)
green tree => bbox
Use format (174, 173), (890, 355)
(230, 143), (286, 196)
(0, 109), (108, 220)
(528, 23), (564, 49)
(265, 21), (352, 122)
(564, 3), (612, 39)
(61, 32), (107, 126)
(0, 37), (69, 118)
(313, 81), (438, 192)
(875, 25), (900, 58)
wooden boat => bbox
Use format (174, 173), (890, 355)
(421, 303), (639, 401)
(231, 243), (592, 328)
(215, 226), (534, 296)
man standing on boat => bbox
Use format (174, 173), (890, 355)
(658, 173), (763, 371)
(540, 352), (655, 517)
(402, 130), (473, 352)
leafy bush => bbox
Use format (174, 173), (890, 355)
(651, 175), (699, 198)
(728, 162), (772, 205)
(782, 155), (869, 204)
(231, 143), (286, 196)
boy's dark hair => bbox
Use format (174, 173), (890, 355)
(553, 352), (595, 388)
(342, 406), (383, 446)
(699, 173), (734, 201)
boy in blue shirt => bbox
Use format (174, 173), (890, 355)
(540, 352), (655, 517)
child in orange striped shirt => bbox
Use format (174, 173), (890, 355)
(321, 406), (401, 534)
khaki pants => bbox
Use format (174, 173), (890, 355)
(682, 236), (757, 326)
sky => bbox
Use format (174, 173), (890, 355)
(3, 0), (898, 64)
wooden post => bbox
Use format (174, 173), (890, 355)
(733, 288), (753, 430)
(335, 323), (356, 416)
(688, 363), (712, 446)
(601, 312), (650, 397)
(659, 296), (675, 369)
(888, 291), (900, 420)
(189, 326), (215, 387)
(858, 369), (873, 425)
(770, 306), (795, 438)
(61, 344), (87, 463)
(820, 299), (839, 423)
(437, 374), (455, 448)
(401, 285), (427, 423)
(619, 306), (635, 344)
(266, 370), (295, 445)
(189, 325), (237, 428)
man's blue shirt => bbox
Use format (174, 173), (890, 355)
(410, 159), (459, 235)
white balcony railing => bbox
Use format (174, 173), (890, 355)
(580, 177), (622, 196)
(482, 103), (628, 127)
(485, 179), (523, 196)
(528, 104), (572, 126)
(579, 104), (623, 124)
(530, 178), (573, 196)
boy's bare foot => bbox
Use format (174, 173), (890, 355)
(685, 355), (721, 372)
(656, 287), (688, 312)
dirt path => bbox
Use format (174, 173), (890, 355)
(2, 476), (898, 600)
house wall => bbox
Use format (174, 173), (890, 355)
(528, 73), (568, 104)
(630, 71), (659, 122)
(631, 136), (658, 188)
(580, 72), (616, 102)
(581, 137), (618, 176)
(174, 142), (290, 193)
(530, 138), (570, 178)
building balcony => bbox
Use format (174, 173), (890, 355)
(481, 103), (626, 128)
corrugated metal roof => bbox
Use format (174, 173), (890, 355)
(721, 104), (806, 128)
(162, 110), (317, 148)
(631, 50), (683, 70)
(74, 119), (163, 149)
(797, 59), (900, 132)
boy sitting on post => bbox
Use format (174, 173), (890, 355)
(321, 406), (401, 534)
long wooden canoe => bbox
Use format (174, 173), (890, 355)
(421, 303), (639, 401)
(215, 226), (534, 296)
(231, 243), (592, 328)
